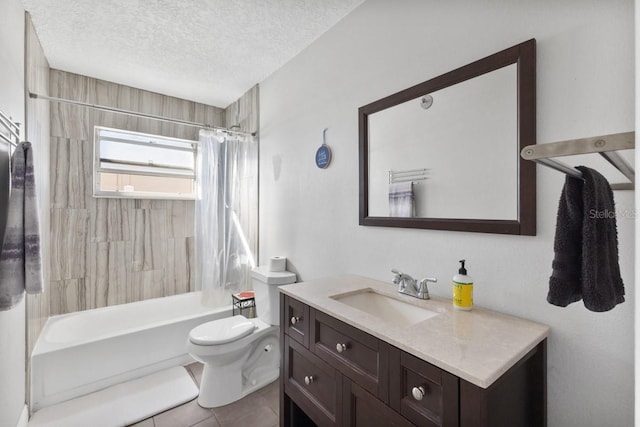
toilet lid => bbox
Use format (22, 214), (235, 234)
(189, 315), (256, 345)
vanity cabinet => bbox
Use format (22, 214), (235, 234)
(310, 308), (390, 402)
(280, 294), (547, 427)
(389, 348), (459, 426)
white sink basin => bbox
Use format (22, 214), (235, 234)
(331, 289), (441, 326)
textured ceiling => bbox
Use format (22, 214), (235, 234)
(22, 0), (364, 107)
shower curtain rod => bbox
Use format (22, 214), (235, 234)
(29, 92), (255, 137)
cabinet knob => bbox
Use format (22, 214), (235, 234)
(304, 375), (314, 385)
(411, 386), (426, 401)
(336, 343), (347, 353)
(290, 316), (300, 325)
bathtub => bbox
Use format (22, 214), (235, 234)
(30, 291), (231, 413)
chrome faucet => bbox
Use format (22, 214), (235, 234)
(391, 269), (437, 300)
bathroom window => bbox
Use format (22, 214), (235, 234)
(93, 127), (197, 200)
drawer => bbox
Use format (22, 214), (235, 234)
(342, 378), (413, 427)
(284, 335), (341, 426)
(311, 308), (389, 402)
(390, 348), (459, 427)
(281, 294), (310, 347)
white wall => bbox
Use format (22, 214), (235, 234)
(260, 1), (634, 426)
(0, 1), (26, 426)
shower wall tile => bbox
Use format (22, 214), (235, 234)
(26, 13), (52, 358)
(168, 201), (195, 238)
(46, 70), (227, 317)
(50, 137), (87, 209)
(49, 279), (87, 315)
(130, 269), (165, 302)
(104, 241), (131, 307)
(166, 238), (192, 296)
(91, 198), (132, 243)
(85, 241), (133, 309)
(50, 208), (89, 281)
(225, 84), (259, 134)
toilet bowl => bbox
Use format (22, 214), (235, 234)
(187, 266), (296, 408)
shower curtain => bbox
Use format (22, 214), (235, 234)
(195, 129), (258, 308)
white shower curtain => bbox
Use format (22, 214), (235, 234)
(195, 129), (258, 308)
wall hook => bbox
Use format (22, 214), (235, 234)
(316, 127), (332, 169)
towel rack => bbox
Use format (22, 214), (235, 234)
(389, 168), (429, 184)
(520, 131), (635, 190)
(0, 109), (20, 148)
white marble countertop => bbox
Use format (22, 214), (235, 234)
(279, 275), (550, 389)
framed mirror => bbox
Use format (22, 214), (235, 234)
(358, 39), (536, 235)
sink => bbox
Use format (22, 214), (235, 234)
(331, 289), (441, 326)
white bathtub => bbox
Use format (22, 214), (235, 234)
(30, 291), (231, 413)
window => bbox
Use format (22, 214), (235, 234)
(93, 126), (197, 199)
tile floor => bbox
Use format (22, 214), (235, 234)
(129, 363), (279, 427)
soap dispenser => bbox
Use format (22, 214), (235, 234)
(453, 259), (473, 311)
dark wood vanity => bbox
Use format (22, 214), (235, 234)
(280, 293), (547, 427)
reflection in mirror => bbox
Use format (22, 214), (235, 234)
(368, 64), (517, 220)
(359, 39), (536, 235)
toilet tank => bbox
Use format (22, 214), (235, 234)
(251, 266), (296, 326)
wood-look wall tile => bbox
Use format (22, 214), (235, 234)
(50, 208), (89, 281)
(86, 242), (107, 308)
(195, 104), (225, 130)
(47, 70), (233, 317)
(26, 15), (52, 357)
(148, 209), (168, 268)
(49, 278), (87, 315)
(26, 292), (49, 354)
(130, 269), (165, 302)
(168, 201), (195, 238)
(105, 241), (130, 306)
(92, 198), (132, 242)
(131, 209), (152, 272)
(50, 137), (86, 209)
(166, 238), (192, 296)
(87, 241), (132, 308)
(50, 71), (93, 140)
(131, 208), (167, 271)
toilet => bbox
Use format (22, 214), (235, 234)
(187, 266), (296, 408)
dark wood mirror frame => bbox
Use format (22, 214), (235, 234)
(358, 39), (536, 235)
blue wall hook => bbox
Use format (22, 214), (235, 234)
(316, 128), (332, 169)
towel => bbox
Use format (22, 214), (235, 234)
(0, 142), (43, 310)
(389, 182), (414, 217)
(547, 166), (624, 312)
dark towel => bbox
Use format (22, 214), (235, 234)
(0, 142), (43, 310)
(547, 166), (625, 312)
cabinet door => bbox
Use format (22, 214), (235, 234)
(390, 348), (459, 427)
(311, 308), (390, 402)
(282, 294), (310, 347)
(284, 335), (341, 427)
(342, 378), (413, 427)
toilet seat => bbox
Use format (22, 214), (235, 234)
(189, 315), (256, 345)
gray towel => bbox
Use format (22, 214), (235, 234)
(0, 142), (43, 310)
(389, 182), (415, 217)
(547, 166), (624, 312)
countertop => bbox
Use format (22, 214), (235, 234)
(279, 275), (550, 389)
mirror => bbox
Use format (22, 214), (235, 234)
(359, 39), (536, 235)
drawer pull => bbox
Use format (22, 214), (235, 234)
(411, 386), (426, 401)
(336, 343), (348, 353)
(290, 316), (301, 325)
(304, 375), (314, 385)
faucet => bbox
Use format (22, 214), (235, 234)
(391, 269), (437, 300)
